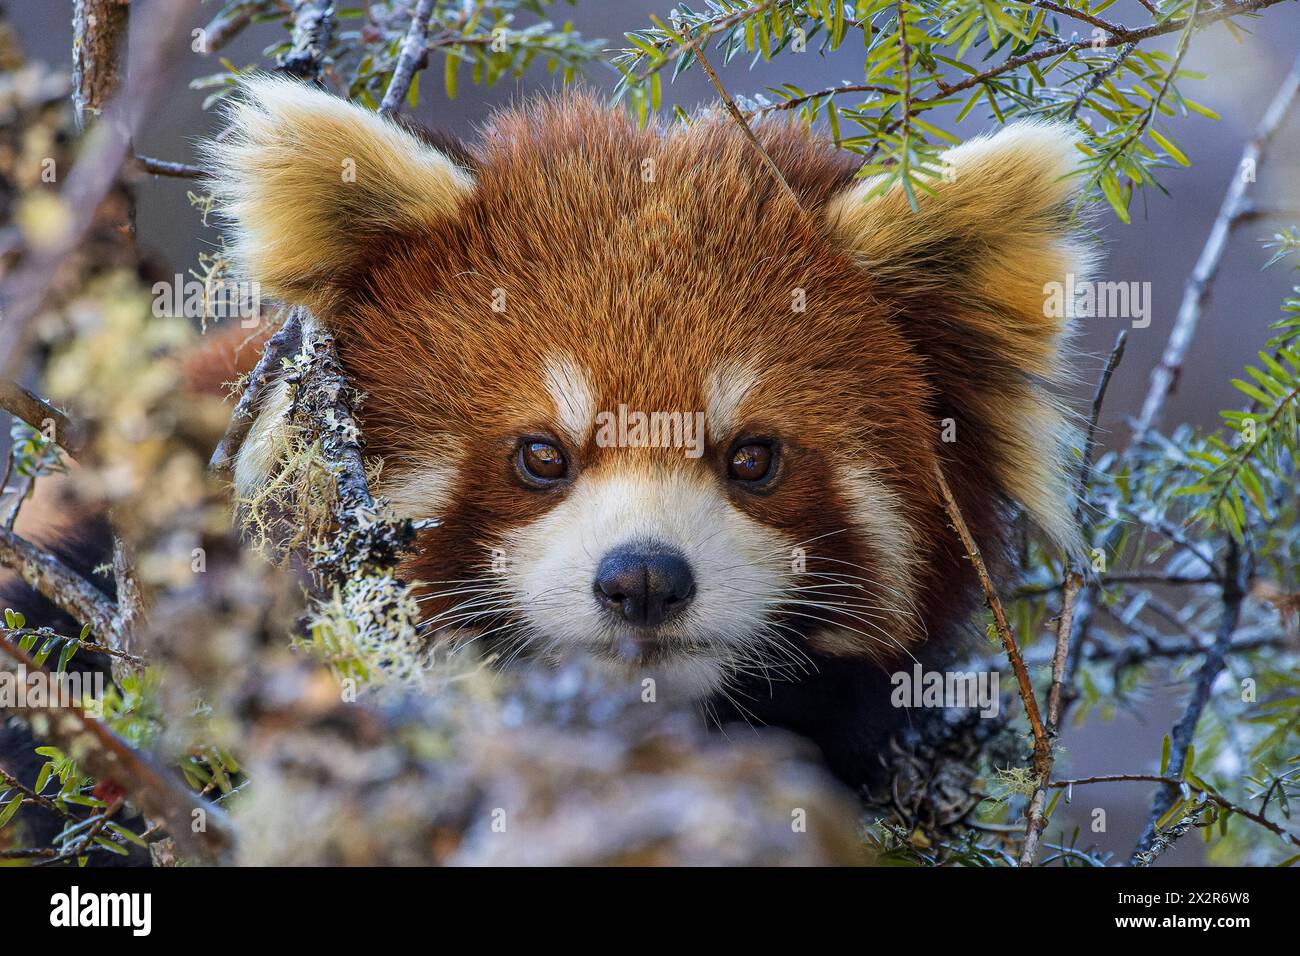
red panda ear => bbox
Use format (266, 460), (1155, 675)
(204, 74), (474, 313)
(825, 122), (1093, 555)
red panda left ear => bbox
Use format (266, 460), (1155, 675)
(204, 74), (475, 314)
(824, 122), (1093, 556)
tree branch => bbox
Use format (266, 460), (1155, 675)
(1132, 51), (1300, 441)
(379, 0), (437, 116)
(71, 0), (131, 129)
(0, 527), (118, 638)
(0, 381), (88, 459)
(932, 463), (1049, 763)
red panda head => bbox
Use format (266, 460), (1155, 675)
(210, 77), (1090, 699)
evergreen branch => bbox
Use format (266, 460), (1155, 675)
(1052, 774), (1300, 851)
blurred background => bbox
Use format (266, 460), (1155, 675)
(7, 0), (1300, 864)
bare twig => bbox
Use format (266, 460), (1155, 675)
(110, 535), (146, 678)
(0, 380), (88, 459)
(1019, 567), (1082, 866)
(1132, 52), (1300, 441)
(1076, 331), (1128, 518)
(210, 308), (303, 471)
(685, 27), (802, 211)
(279, 0), (335, 82)
(379, 0), (437, 116)
(1033, 0), (1124, 35)
(199, 2), (260, 55)
(132, 154), (205, 178)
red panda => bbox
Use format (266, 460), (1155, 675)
(203, 75), (1090, 790)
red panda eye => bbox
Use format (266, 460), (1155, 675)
(728, 443), (774, 483)
(519, 441), (567, 482)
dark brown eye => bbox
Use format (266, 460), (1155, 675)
(728, 442), (774, 483)
(519, 441), (567, 483)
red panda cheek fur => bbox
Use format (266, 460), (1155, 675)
(206, 81), (1090, 788)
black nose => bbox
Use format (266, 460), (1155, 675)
(594, 545), (696, 627)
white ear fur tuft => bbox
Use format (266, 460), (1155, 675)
(204, 74), (474, 310)
(827, 121), (1093, 556)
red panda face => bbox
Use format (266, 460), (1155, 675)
(212, 78), (1089, 700)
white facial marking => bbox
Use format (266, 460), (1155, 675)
(497, 465), (793, 699)
(543, 353), (595, 449)
(829, 463), (924, 648)
(705, 361), (761, 442)
(376, 449), (463, 520)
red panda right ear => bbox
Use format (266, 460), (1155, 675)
(824, 122), (1091, 557)
(203, 74), (474, 314)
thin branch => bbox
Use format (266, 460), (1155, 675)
(686, 26), (803, 211)
(200, 3), (259, 55)
(1132, 51), (1300, 441)
(748, 83), (896, 118)
(897, 1), (912, 144)
(210, 308), (303, 471)
(0, 381), (88, 459)
(1, 626), (145, 668)
(379, 0), (437, 116)
(1052, 773), (1300, 851)
(71, 0), (131, 129)
(132, 154), (205, 178)
(932, 462), (1049, 761)
(1032, 0), (1125, 35)
(1067, 42), (1137, 121)
(930, 0), (1287, 106)
(1076, 331), (1128, 518)
(630, 1), (776, 84)
(0, 763), (66, 816)
(279, 0), (335, 82)
(1020, 568), (1081, 866)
